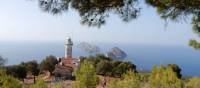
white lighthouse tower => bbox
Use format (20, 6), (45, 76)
(65, 37), (73, 59)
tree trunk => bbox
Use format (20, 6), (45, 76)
(34, 75), (36, 84)
(22, 78), (24, 83)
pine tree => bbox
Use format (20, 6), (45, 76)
(0, 69), (23, 88)
(107, 70), (143, 88)
(149, 65), (183, 88)
(72, 61), (99, 88)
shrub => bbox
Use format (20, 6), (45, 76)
(52, 82), (62, 88)
(72, 61), (99, 88)
(112, 61), (136, 77)
(6, 64), (27, 81)
(107, 70), (143, 88)
(186, 77), (200, 88)
(0, 75), (23, 88)
(167, 64), (182, 79)
(149, 65), (183, 88)
(0, 68), (6, 76)
(96, 60), (113, 75)
(29, 78), (48, 88)
(81, 54), (137, 77)
(40, 55), (58, 74)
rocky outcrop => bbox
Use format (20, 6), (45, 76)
(77, 42), (100, 53)
(106, 47), (127, 60)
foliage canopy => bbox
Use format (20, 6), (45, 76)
(38, 0), (140, 27)
(106, 70), (143, 88)
(40, 55), (58, 74)
(72, 60), (99, 88)
(80, 54), (136, 77)
(149, 65), (183, 88)
(36, 0), (200, 49)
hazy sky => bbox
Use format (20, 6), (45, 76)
(0, 0), (199, 46)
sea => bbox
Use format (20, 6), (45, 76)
(0, 42), (200, 77)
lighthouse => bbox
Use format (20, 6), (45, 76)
(65, 37), (73, 59)
(53, 38), (80, 80)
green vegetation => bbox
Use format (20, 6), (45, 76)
(37, 0), (200, 29)
(149, 65), (183, 88)
(0, 68), (23, 88)
(52, 82), (62, 88)
(189, 39), (200, 50)
(36, 0), (200, 49)
(1, 54), (200, 88)
(106, 65), (184, 88)
(80, 54), (136, 77)
(39, 0), (140, 27)
(145, 0), (200, 49)
(40, 55), (58, 74)
(2, 55), (57, 85)
(167, 64), (182, 79)
(186, 77), (200, 88)
(1, 0), (200, 87)
(6, 64), (28, 81)
(24, 60), (40, 83)
(96, 60), (113, 76)
(29, 78), (48, 88)
(107, 71), (143, 88)
(6, 60), (40, 82)
(72, 60), (99, 88)
(0, 75), (23, 88)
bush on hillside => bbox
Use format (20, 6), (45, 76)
(149, 65), (183, 88)
(106, 71), (143, 88)
(40, 55), (58, 74)
(6, 64), (27, 81)
(0, 71), (23, 88)
(167, 64), (182, 79)
(81, 54), (136, 77)
(186, 77), (200, 88)
(72, 61), (99, 88)
(29, 78), (48, 88)
(96, 60), (113, 75)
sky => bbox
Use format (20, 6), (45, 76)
(0, 0), (199, 46)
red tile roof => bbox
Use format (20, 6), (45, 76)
(61, 57), (77, 68)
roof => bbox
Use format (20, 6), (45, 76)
(53, 57), (79, 78)
(60, 57), (79, 68)
(53, 65), (73, 77)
